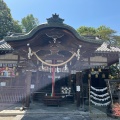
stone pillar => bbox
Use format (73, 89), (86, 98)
(76, 71), (82, 107)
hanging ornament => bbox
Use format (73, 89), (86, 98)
(91, 68), (94, 72)
(13, 67), (16, 70)
(116, 73), (119, 78)
(57, 66), (59, 73)
(98, 68), (101, 72)
(16, 72), (19, 76)
(42, 63), (44, 70)
(76, 49), (80, 60)
(27, 43), (33, 59)
(37, 60), (39, 65)
(50, 66), (51, 73)
(1, 72), (3, 76)
(88, 74), (91, 78)
(109, 74), (111, 79)
(6, 67), (8, 71)
(102, 73), (105, 78)
(65, 64), (67, 70)
(95, 74), (98, 78)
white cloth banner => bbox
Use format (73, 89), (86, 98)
(90, 91), (109, 97)
(90, 100), (111, 106)
(91, 86), (107, 92)
(90, 95), (110, 101)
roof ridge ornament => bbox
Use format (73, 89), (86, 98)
(47, 13), (64, 24)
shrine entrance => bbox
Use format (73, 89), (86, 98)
(31, 71), (76, 105)
(3, 14), (120, 111)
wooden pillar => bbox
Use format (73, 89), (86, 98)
(68, 73), (72, 87)
(51, 59), (55, 96)
(52, 66), (55, 96)
(36, 70), (39, 90)
(118, 90), (120, 104)
(76, 71), (82, 107)
(25, 62), (32, 108)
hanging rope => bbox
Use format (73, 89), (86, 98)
(32, 52), (76, 67)
(91, 86), (107, 92)
(90, 100), (111, 106)
(90, 95), (110, 101)
(90, 86), (111, 106)
(90, 91), (109, 97)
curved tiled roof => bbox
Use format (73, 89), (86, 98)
(96, 42), (120, 52)
(0, 40), (12, 50)
(0, 40), (13, 54)
(4, 14), (103, 45)
(3, 14), (120, 54)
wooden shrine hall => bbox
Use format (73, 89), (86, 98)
(0, 14), (120, 108)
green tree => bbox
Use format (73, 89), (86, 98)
(0, 0), (13, 39)
(0, 0), (22, 39)
(77, 26), (96, 36)
(13, 20), (22, 33)
(113, 35), (120, 46)
(77, 25), (118, 42)
(96, 25), (116, 40)
(21, 14), (39, 33)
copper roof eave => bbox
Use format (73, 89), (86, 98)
(4, 23), (103, 45)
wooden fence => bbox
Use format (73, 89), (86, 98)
(0, 86), (26, 103)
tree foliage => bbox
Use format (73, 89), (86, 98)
(77, 25), (120, 45)
(113, 35), (120, 46)
(0, 0), (22, 39)
(21, 14), (39, 33)
(12, 20), (22, 33)
(0, 0), (13, 39)
(77, 26), (96, 36)
(96, 26), (116, 40)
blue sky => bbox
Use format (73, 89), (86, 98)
(4, 0), (120, 34)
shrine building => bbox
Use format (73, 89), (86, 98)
(0, 14), (120, 109)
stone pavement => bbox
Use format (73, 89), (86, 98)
(22, 114), (91, 120)
(0, 102), (119, 120)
